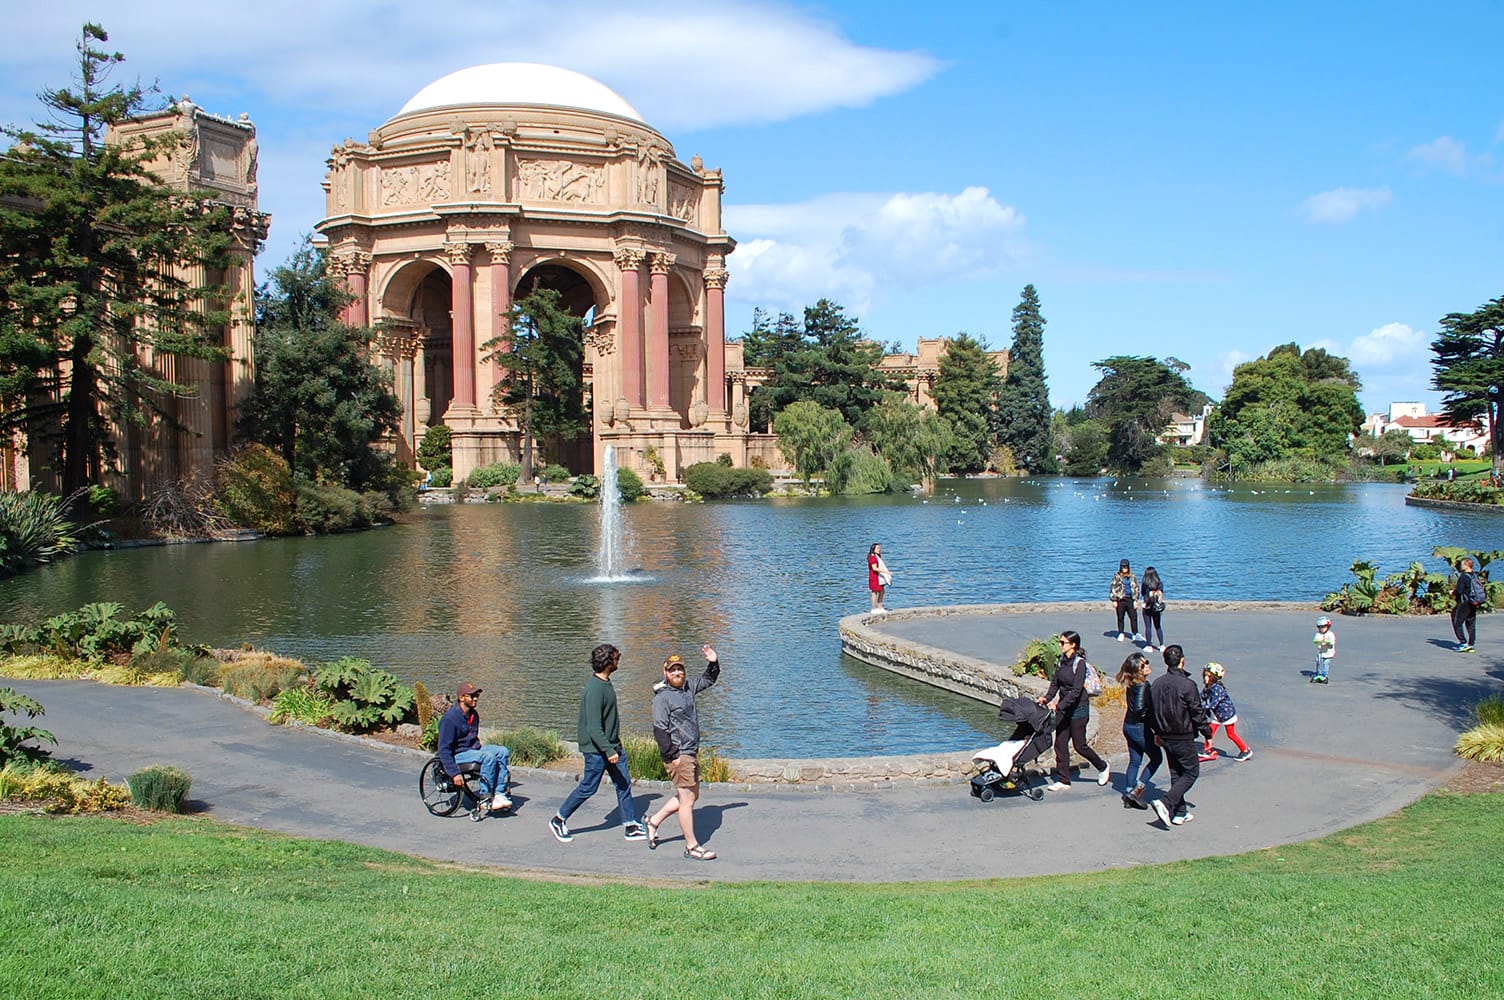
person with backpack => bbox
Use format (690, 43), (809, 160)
(1452, 557), (1483, 653)
(1140, 566), (1166, 652)
(1037, 630), (1111, 792)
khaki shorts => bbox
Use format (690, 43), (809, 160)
(666, 754), (699, 792)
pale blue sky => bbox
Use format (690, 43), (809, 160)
(4, 1), (1499, 412)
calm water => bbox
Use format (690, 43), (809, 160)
(4, 478), (1501, 756)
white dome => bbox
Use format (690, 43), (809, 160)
(396, 63), (644, 122)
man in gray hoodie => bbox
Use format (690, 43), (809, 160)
(645, 644), (721, 860)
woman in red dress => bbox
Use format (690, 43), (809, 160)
(867, 542), (892, 614)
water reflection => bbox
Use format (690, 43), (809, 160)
(3, 479), (1503, 756)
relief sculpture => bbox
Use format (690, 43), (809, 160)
(512, 158), (604, 204)
(668, 182), (698, 224)
(382, 160), (452, 206)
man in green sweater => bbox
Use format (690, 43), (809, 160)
(550, 643), (646, 843)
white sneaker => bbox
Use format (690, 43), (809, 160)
(1151, 799), (1171, 825)
(489, 793), (512, 812)
(1044, 780), (1069, 791)
(1132, 634), (1145, 643)
(1117, 633), (1127, 642)
(1171, 811), (1194, 826)
(1096, 765), (1111, 786)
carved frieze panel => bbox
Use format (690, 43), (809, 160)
(668, 182), (699, 225)
(381, 160), (451, 206)
(585, 323), (615, 356)
(512, 158), (604, 204)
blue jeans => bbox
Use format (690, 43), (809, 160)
(1122, 722), (1162, 791)
(455, 745), (510, 796)
(558, 749), (636, 826)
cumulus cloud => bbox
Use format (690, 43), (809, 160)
(724, 187), (1026, 313)
(1345, 322), (1427, 370)
(1408, 136), (1467, 174)
(1298, 186), (1391, 224)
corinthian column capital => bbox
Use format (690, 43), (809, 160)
(649, 251), (676, 274)
(485, 240), (514, 264)
(704, 267), (729, 289)
(614, 247), (646, 271)
(444, 242), (474, 266)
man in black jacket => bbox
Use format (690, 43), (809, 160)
(1148, 644), (1212, 827)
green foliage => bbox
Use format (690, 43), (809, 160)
(774, 401), (852, 483)
(1475, 695), (1504, 728)
(238, 241), (403, 495)
(826, 445), (900, 495)
(1012, 636), (1062, 679)
(1218, 454), (1344, 483)
(682, 462), (773, 498)
(1431, 295), (1504, 467)
(85, 484), (118, 517)
(539, 463), (571, 482)
(420, 716), (440, 751)
(0, 687), (55, 763)
(1322, 548), (1501, 615)
(412, 681), (434, 732)
(1412, 480), (1504, 505)
(1, 601), (180, 662)
(623, 734), (669, 781)
(311, 657), (414, 732)
(487, 726), (568, 767)
(0, 24), (238, 494)
(0, 491), (79, 578)
(699, 745), (733, 783)
(1061, 419), (1109, 476)
(1208, 343), (1363, 470)
(1087, 356), (1204, 474)
(294, 482), (392, 533)
(468, 462), (521, 489)
(568, 474), (601, 499)
(745, 300), (904, 431)
(213, 444), (298, 535)
(616, 466), (645, 501)
(997, 285), (1057, 474)
(220, 660), (302, 703)
(931, 333), (1000, 474)
(129, 646), (210, 683)
(126, 765), (192, 813)
(172, 652), (220, 687)
(716, 453), (734, 467)
(267, 684), (335, 726)
(0, 758), (130, 812)
(862, 392), (954, 489)
(483, 287), (587, 480)
(416, 426), (453, 472)
(427, 467), (453, 488)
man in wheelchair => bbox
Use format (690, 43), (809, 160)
(438, 682), (512, 813)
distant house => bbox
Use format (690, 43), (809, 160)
(1159, 403), (1213, 447)
(1362, 402), (1490, 454)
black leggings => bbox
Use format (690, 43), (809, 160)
(1053, 714), (1108, 784)
(1453, 602), (1477, 645)
(1142, 608), (1163, 645)
(1115, 599), (1139, 636)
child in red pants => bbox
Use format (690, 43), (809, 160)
(1200, 662), (1252, 762)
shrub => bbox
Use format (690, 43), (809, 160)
(616, 467), (645, 501)
(296, 482), (358, 533)
(412, 681), (434, 732)
(1412, 480), (1504, 506)
(486, 726), (568, 767)
(141, 474), (236, 538)
(1013, 636), (1062, 679)
(311, 657), (414, 732)
(420, 716), (439, 751)
(0, 687), (55, 763)
(540, 463), (571, 482)
(642, 446), (666, 480)
(716, 453), (733, 467)
(700, 745), (733, 783)
(569, 474), (601, 499)
(468, 462), (521, 489)
(682, 462), (773, 498)
(416, 425), (452, 472)
(748, 454), (768, 470)
(0, 491), (79, 578)
(623, 734), (669, 781)
(220, 661), (299, 703)
(86, 484), (119, 517)
(828, 446), (899, 495)
(174, 653), (221, 687)
(127, 765), (193, 812)
(214, 444), (298, 535)
(267, 684), (336, 726)
(1455, 723), (1504, 762)
(0, 758), (130, 813)
(428, 466), (453, 488)
(1477, 694), (1504, 728)
(5, 601), (182, 663)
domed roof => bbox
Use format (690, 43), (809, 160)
(395, 63), (645, 123)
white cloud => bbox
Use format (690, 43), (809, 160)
(1298, 186), (1391, 224)
(724, 187), (1026, 313)
(1407, 135), (1467, 174)
(1213, 350), (1254, 394)
(1345, 321), (1427, 370)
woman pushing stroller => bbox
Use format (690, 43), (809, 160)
(1037, 630), (1111, 791)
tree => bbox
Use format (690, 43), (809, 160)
(0, 24), (235, 495)
(1371, 428), (1414, 465)
(862, 392), (955, 492)
(237, 242), (401, 491)
(1061, 419), (1109, 476)
(748, 299), (902, 430)
(773, 400), (851, 484)
(1209, 343), (1362, 463)
(1086, 356), (1199, 474)
(483, 287), (586, 481)
(1431, 295), (1504, 470)
(996, 284), (1056, 473)
(931, 332), (1000, 474)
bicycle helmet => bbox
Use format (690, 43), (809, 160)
(1203, 662), (1226, 680)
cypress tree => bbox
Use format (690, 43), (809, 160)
(996, 284), (1056, 473)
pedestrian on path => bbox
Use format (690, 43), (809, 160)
(1148, 644), (1211, 827)
(1115, 651), (1161, 809)
(1312, 616), (1337, 681)
(645, 645), (723, 861)
(868, 543), (892, 614)
(1038, 630), (1111, 792)
(550, 643), (647, 844)
(1200, 662), (1252, 762)
(1452, 558), (1481, 653)
(1140, 566), (1166, 651)
(1110, 559), (1141, 642)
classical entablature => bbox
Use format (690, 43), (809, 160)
(315, 63), (738, 480)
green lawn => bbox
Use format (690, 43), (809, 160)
(1, 793), (1500, 999)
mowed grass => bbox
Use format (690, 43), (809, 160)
(2, 793), (1501, 999)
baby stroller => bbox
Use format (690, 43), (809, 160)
(969, 695), (1056, 802)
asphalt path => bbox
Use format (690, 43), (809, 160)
(9, 606), (1494, 883)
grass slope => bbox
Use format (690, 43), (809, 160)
(1, 793), (1500, 999)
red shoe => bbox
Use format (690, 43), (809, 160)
(1198, 749), (1219, 762)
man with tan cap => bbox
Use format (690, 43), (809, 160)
(437, 681), (512, 813)
(645, 644), (722, 860)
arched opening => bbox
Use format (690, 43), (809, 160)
(511, 260), (602, 474)
(378, 260), (454, 435)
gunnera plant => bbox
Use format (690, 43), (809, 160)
(127, 765), (193, 813)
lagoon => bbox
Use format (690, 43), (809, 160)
(3, 478), (1501, 757)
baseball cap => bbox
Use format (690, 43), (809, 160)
(457, 681), (482, 696)
(663, 654), (686, 671)
(1119, 559), (1131, 569)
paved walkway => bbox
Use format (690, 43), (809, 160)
(11, 606), (1494, 882)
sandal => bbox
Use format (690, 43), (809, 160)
(683, 845), (717, 861)
(645, 818), (660, 850)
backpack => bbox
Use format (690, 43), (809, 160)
(1469, 574), (1487, 605)
(1082, 659), (1103, 697)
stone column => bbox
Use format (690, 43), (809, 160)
(704, 261), (728, 416)
(614, 248), (645, 408)
(648, 251), (675, 410)
(486, 241), (513, 391)
(346, 251), (371, 328)
(445, 242), (477, 413)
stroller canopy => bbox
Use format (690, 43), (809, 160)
(998, 695), (1051, 731)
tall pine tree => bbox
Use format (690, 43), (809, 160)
(931, 332), (1000, 473)
(996, 284), (1056, 473)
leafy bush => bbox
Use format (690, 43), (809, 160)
(428, 467), (453, 488)
(569, 474), (601, 499)
(1412, 480), (1504, 506)
(0, 491), (79, 578)
(0, 687), (55, 763)
(128, 647), (213, 684)
(127, 765), (193, 812)
(420, 716), (439, 751)
(828, 446), (899, 495)
(86, 484), (119, 517)
(1477, 694), (1504, 728)
(682, 462), (773, 498)
(716, 453), (733, 468)
(642, 446), (666, 480)
(468, 462), (521, 489)
(311, 657), (414, 732)
(296, 482), (364, 533)
(486, 726), (568, 767)
(623, 734), (669, 781)
(616, 467), (645, 501)
(1012, 636), (1063, 679)
(214, 444), (298, 536)
(0, 602), (182, 662)
(267, 684), (335, 726)
(416, 425), (452, 472)
(540, 463), (571, 482)
(0, 758), (130, 813)
(1323, 547), (1501, 616)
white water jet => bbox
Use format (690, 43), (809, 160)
(593, 445), (634, 582)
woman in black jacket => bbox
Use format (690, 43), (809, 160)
(1037, 630), (1111, 791)
(1115, 651), (1161, 809)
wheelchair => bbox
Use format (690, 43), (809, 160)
(419, 756), (496, 821)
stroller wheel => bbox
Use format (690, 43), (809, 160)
(978, 786), (995, 803)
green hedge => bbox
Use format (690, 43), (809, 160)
(468, 462), (521, 489)
(682, 462), (774, 498)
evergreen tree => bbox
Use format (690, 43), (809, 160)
(484, 287), (587, 481)
(748, 299), (902, 430)
(237, 242), (401, 492)
(996, 285), (1056, 473)
(0, 24), (236, 493)
(930, 332), (999, 474)
(1208, 343), (1362, 465)
(1086, 355), (1199, 474)
(1430, 295), (1504, 470)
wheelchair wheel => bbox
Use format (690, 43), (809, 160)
(420, 757), (461, 816)
(978, 786), (995, 803)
